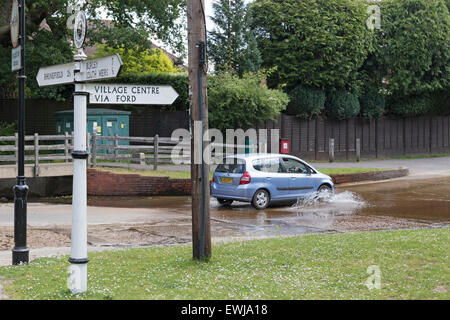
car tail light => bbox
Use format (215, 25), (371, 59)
(239, 171), (251, 185)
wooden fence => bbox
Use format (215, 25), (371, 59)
(259, 114), (450, 160)
(0, 133), (263, 173)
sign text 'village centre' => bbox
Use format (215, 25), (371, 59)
(85, 83), (179, 105)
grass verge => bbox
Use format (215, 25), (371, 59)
(0, 228), (448, 300)
(96, 167), (390, 179)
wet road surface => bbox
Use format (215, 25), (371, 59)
(1, 175), (449, 260)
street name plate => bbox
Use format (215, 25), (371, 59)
(11, 46), (21, 71)
(85, 84), (179, 105)
(78, 54), (123, 82)
(36, 62), (76, 87)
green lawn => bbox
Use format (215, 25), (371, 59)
(97, 167), (389, 179)
(318, 168), (388, 175)
(1, 228), (448, 300)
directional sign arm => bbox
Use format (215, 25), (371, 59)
(79, 54), (123, 82)
(36, 62), (76, 87)
(85, 84), (179, 105)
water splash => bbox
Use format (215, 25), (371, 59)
(294, 191), (366, 211)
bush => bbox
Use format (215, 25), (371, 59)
(431, 89), (450, 115)
(286, 86), (326, 119)
(325, 91), (360, 120)
(208, 72), (289, 131)
(359, 91), (385, 119)
(0, 122), (15, 137)
(387, 95), (434, 117)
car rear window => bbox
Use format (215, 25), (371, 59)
(215, 159), (246, 174)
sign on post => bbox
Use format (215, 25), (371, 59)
(10, 0), (19, 48)
(36, 55), (123, 87)
(85, 83), (179, 105)
(78, 54), (123, 82)
(11, 46), (21, 71)
(36, 62), (76, 87)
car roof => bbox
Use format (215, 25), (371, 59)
(224, 153), (301, 161)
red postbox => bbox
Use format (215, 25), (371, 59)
(279, 139), (290, 154)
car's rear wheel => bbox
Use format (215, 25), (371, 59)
(252, 189), (270, 210)
(217, 198), (233, 206)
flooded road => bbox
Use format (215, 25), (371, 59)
(1, 175), (448, 256)
(83, 175), (450, 236)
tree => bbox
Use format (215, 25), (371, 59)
(0, 0), (186, 100)
(379, 0), (450, 97)
(250, 0), (374, 91)
(92, 45), (180, 74)
(208, 0), (262, 76)
(208, 72), (289, 131)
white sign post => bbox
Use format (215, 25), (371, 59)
(85, 84), (179, 105)
(36, 10), (177, 295)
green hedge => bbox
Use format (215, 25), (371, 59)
(359, 91), (385, 119)
(286, 86), (326, 119)
(388, 95), (434, 117)
(325, 91), (360, 120)
(208, 73), (289, 131)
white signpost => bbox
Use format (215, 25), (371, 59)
(85, 84), (179, 105)
(36, 10), (179, 295)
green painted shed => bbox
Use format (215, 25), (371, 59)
(55, 108), (131, 154)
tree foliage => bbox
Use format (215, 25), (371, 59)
(250, 0), (374, 91)
(325, 91), (360, 120)
(388, 95), (433, 117)
(286, 86), (326, 119)
(92, 45), (180, 74)
(208, 0), (262, 76)
(379, 0), (450, 97)
(208, 72), (289, 131)
(0, 0), (186, 100)
(359, 91), (385, 120)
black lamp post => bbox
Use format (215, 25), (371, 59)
(12, 0), (29, 265)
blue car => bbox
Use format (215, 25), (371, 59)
(211, 154), (334, 209)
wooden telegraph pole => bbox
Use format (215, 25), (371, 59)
(187, 0), (211, 260)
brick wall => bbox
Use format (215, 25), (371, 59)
(331, 168), (409, 185)
(87, 169), (192, 196)
(87, 168), (409, 197)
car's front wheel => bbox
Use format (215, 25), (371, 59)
(316, 184), (332, 201)
(252, 189), (270, 210)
